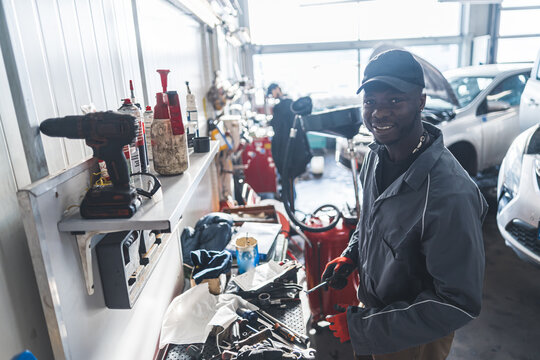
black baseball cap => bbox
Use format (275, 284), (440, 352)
(356, 49), (425, 94)
(266, 83), (280, 97)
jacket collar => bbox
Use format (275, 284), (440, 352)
(368, 122), (445, 191)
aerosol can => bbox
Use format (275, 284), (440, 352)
(151, 69), (189, 175)
(129, 80), (141, 110)
(118, 98), (148, 174)
(128, 80), (150, 171)
(143, 106), (154, 168)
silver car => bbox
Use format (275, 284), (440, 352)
(520, 49), (540, 135)
(337, 63), (532, 177)
(496, 123), (540, 265)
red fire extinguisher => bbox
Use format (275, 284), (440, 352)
(302, 215), (359, 323)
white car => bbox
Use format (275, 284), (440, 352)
(496, 123), (540, 265)
(520, 49), (540, 133)
(337, 63), (532, 177)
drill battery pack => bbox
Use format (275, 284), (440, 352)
(80, 186), (140, 219)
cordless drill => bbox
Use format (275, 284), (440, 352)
(40, 111), (139, 218)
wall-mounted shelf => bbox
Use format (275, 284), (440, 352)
(59, 141), (218, 234)
(57, 141), (219, 295)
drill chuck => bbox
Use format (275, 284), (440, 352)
(40, 112), (137, 142)
(40, 115), (84, 139)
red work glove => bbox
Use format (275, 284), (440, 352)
(327, 309), (350, 343)
(321, 256), (355, 289)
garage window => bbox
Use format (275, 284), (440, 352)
(497, 37), (540, 63)
(498, 1), (540, 62)
(248, 0), (360, 45)
(253, 50), (359, 106)
(248, 0), (460, 45)
(499, 9), (540, 37)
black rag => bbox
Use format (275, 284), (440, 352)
(190, 249), (232, 284)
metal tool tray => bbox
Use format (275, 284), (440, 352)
(165, 301), (308, 360)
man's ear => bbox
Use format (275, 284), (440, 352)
(419, 93), (427, 111)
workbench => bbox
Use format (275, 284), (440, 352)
(17, 142), (220, 360)
(162, 263), (312, 359)
(164, 302), (309, 360)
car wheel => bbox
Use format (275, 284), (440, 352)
(448, 142), (478, 177)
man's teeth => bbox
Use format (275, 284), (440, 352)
(374, 125), (392, 130)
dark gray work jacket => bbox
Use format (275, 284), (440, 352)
(342, 123), (488, 355)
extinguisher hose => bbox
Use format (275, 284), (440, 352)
(280, 114), (341, 233)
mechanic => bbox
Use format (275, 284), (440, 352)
(323, 49), (488, 360)
(267, 83), (311, 207)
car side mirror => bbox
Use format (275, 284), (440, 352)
(487, 100), (511, 113)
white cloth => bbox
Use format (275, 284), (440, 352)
(159, 283), (258, 348)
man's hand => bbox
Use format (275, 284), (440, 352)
(327, 309), (350, 343)
(321, 256), (355, 289)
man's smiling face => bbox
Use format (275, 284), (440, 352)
(362, 82), (425, 146)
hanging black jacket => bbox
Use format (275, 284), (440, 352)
(270, 97), (312, 179)
(342, 123), (488, 355)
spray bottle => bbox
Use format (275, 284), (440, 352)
(185, 81), (199, 148)
(151, 69), (189, 175)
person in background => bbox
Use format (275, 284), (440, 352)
(323, 50), (488, 360)
(267, 83), (311, 207)
(267, 82), (283, 100)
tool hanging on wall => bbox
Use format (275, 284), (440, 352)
(206, 71), (228, 111)
(151, 69), (189, 175)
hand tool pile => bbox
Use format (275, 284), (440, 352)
(227, 261), (303, 307)
(183, 261), (315, 360)
(234, 278), (303, 309)
(186, 308), (314, 360)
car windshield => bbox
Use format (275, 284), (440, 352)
(448, 76), (494, 108)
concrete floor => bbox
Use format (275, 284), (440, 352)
(294, 153), (540, 360)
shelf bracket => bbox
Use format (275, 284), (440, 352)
(74, 231), (103, 295)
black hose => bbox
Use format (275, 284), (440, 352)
(280, 113), (341, 233)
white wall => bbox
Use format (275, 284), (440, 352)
(2, 0), (145, 175)
(136, 0), (210, 136)
(0, 0), (213, 358)
(0, 43), (52, 358)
